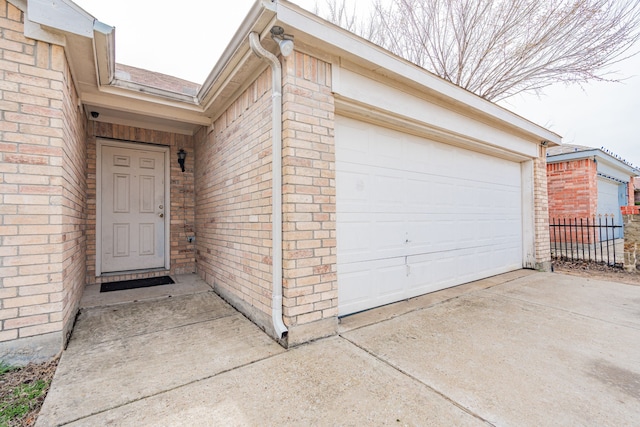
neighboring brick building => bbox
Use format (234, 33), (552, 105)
(546, 144), (639, 230)
(0, 0), (561, 364)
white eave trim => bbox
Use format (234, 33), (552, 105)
(93, 20), (115, 86)
(273, 0), (561, 145)
(548, 149), (640, 176)
(27, 0), (94, 37)
(197, 0), (276, 107)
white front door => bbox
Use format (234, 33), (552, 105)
(99, 142), (168, 273)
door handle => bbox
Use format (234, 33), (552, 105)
(159, 213), (164, 218)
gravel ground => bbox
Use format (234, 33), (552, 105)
(553, 259), (640, 286)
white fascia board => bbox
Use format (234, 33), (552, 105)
(81, 89), (210, 126)
(274, 0), (561, 145)
(9, 0), (68, 47)
(546, 150), (600, 164)
(334, 68), (538, 159)
(335, 97), (533, 162)
(597, 165), (632, 183)
(198, 0), (276, 104)
(597, 157), (639, 180)
(548, 150), (639, 181)
(93, 20), (115, 86)
(27, 0), (94, 37)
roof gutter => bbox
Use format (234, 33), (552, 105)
(92, 20), (115, 86)
(198, 0), (275, 106)
(248, 31), (288, 341)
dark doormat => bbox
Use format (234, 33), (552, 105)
(100, 276), (175, 293)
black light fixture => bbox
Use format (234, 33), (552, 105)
(177, 149), (186, 172)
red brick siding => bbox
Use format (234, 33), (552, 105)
(86, 123), (196, 284)
(547, 158), (598, 220)
(622, 205), (640, 215)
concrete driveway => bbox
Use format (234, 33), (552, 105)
(37, 270), (640, 426)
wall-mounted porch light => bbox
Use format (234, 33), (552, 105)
(177, 149), (186, 172)
(270, 26), (294, 57)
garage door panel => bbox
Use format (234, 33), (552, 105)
(337, 214), (406, 264)
(408, 244), (521, 293)
(373, 131), (405, 169)
(337, 170), (370, 208)
(373, 174), (405, 207)
(338, 258), (407, 315)
(597, 178), (620, 217)
(336, 116), (523, 316)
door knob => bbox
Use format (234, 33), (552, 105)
(159, 213), (164, 218)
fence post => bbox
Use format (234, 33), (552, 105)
(623, 213), (639, 272)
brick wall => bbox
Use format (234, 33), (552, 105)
(194, 53), (338, 346)
(281, 52), (337, 344)
(194, 70), (275, 332)
(60, 35), (86, 344)
(86, 122), (196, 284)
(534, 153), (551, 269)
(547, 158), (598, 219)
(621, 206), (640, 215)
(0, 0), (84, 363)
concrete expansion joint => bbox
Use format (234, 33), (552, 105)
(337, 335), (493, 425)
(59, 349), (286, 426)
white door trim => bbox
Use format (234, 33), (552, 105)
(96, 139), (171, 276)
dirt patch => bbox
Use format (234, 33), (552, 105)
(0, 358), (58, 427)
(553, 259), (640, 286)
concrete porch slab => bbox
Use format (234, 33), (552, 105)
(70, 291), (238, 347)
(36, 292), (285, 426)
(80, 273), (212, 309)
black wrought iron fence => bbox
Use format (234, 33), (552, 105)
(549, 216), (623, 267)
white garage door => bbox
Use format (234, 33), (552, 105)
(597, 177), (623, 238)
(336, 116), (523, 315)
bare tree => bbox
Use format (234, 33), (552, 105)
(318, 0), (640, 101)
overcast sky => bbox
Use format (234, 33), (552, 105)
(73, 0), (640, 167)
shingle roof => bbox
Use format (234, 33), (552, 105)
(115, 64), (201, 96)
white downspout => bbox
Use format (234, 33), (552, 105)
(249, 32), (288, 339)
